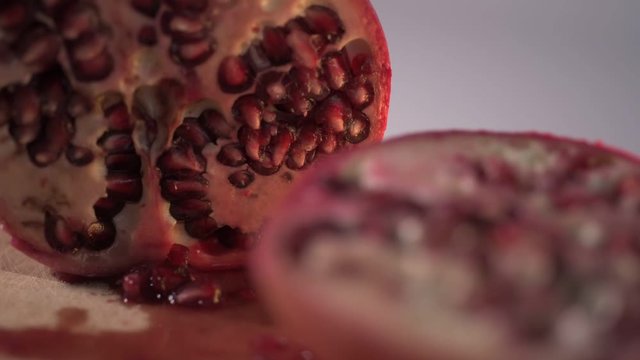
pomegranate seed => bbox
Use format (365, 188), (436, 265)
(261, 26), (292, 65)
(106, 173), (143, 202)
(286, 149), (316, 170)
(250, 158), (281, 176)
(215, 226), (246, 248)
(56, 2), (99, 41)
(345, 111), (370, 144)
(70, 50), (115, 82)
(27, 114), (74, 167)
(198, 109), (232, 140)
(137, 25), (158, 46)
(164, 0), (209, 13)
(344, 77), (374, 110)
(228, 170), (255, 189)
(0, 0), (32, 31)
(218, 55), (255, 94)
(279, 91), (314, 117)
(169, 281), (223, 306)
(318, 131), (339, 154)
(106, 153), (142, 174)
(322, 51), (351, 90)
(12, 86), (40, 126)
(9, 123), (40, 145)
(256, 71), (287, 104)
(84, 221), (116, 251)
(157, 145), (206, 175)
(15, 25), (61, 70)
(304, 5), (345, 43)
(93, 197), (126, 220)
(161, 176), (208, 202)
(165, 12), (205, 41)
(271, 129), (294, 166)
(287, 28), (320, 69)
(173, 118), (211, 149)
(97, 132), (134, 153)
(170, 199), (212, 221)
(68, 31), (109, 62)
(315, 95), (352, 133)
(66, 93), (93, 118)
(65, 144), (94, 166)
(166, 244), (190, 267)
(232, 95), (264, 130)
(296, 125), (321, 151)
(104, 102), (132, 131)
(217, 143), (247, 167)
(44, 210), (83, 253)
(130, 0), (161, 18)
(287, 67), (329, 100)
(170, 39), (215, 67)
(184, 217), (218, 239)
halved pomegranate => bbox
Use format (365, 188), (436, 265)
(252, 131), (640, 360)
(0, 0), (390, 276)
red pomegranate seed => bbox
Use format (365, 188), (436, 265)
(345, 111), (370, 144)
(244, 42), (271, 73)
(184, 217), (218, 239)
(105, 153), (142, 174)
(15, 25), (61, 70)
(137, 25), (158, 46)
(27, 114), (74, 167)
(218, 55), (255, 94)
(12, 85), (40, 126)
(57, 2), (99, 41)
(97, 132), (135, 153)
(130, 0), (160, 18)
(169, 280), (223, 306)
(106, 173), (143, 202)
(217, 143), (247, 167)
(315, 94), (352, 133)
(84, 221), (117, 251)
(232, 95), (264, 130)
(172, 118), (211, 149)
(322, 51), (351, 90)
(70, 50), (115, 82)
(157, 144), (206, 175)
(228, 170), (255, 189)
(170, 199), (212, 221)
(304, 5), (345, 43)
(198, 108), (232, 140)
(170, 39), (215, 67)
(161, 175), (208, 202)
(93, 197), (126, 221)
(166, 244), (190, 267)
(344, 77), (374, 110)
(261, 26), (291, 65)
(104, 102), (132, 131)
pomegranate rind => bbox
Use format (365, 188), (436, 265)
(252, 130), (640, 360)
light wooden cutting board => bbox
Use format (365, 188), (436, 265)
(0, 231), (278, 360)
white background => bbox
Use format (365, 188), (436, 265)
(370, 0), (640, 153)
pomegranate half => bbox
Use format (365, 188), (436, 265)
(253, 131), (640, 360)
(0, 0), (390, 276)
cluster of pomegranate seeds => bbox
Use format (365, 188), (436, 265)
(215, 5), (376, 183)
(262, 134), (640, 359)
(121, 244), (253, 306)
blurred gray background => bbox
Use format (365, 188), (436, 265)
(371, 0), (640, 153)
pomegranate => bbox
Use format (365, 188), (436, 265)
(0, 0), (390, 276)
(252, 131), (640, 360)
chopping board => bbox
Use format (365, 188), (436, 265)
(0, 231), (280, 360)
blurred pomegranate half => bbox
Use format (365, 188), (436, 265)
(0, 0), (390, 276)
(253, 131), (640, 360)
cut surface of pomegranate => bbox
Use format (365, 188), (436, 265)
(252, 131), (640, 360)
(0, 0), (390, 276)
